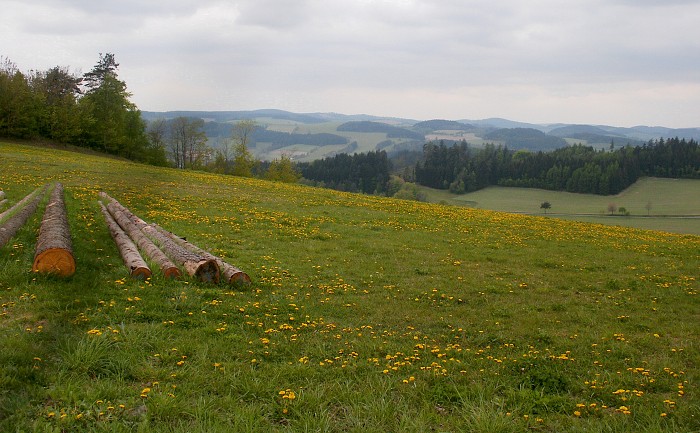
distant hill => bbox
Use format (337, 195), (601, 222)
(483, 128), (568, 150)
(548, 125), (625, 138)
(413, 119), (474, 131)
(141, 109), (700, 160)
(337, 121), (424, 140)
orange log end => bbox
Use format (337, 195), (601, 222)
(164, 266), (182, 280)
(33, 248), (76, 277)
(130, 266), (152, 280)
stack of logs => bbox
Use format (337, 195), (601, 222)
(99, 192), (250, 285)
(0, 183), (76, 277)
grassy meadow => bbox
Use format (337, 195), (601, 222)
(422, 178), (700, 236)
(0, 141), (698, 432)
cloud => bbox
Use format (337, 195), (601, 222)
(2, 0), (699, 126)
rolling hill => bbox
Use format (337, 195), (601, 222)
(142, 109), (700, 161)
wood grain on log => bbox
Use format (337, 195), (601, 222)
(100, 192), (220, 283)
(155, 224), (251, 285)
(33, 183), (75, 277)
(100, 202), (151, 279)
(0, 185), (48, 247)
(100, 195), (181, 279)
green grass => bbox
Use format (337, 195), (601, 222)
(421, 178), (700, 235)
(1, 141), (699, 432)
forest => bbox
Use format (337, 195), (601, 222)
(0, 54), (167, 166)
(415, 139), (700, 194)
(297, 151), (391, 194)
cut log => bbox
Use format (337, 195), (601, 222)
(99, 202), (151, 279)
(154, 224), (251, 285)
(0, 185), (48, 247)
(33, 183), (76, 277)
(100, 196), (181, 279)
(0, 190), (5, 200)
(100, 192), (220, 283)
(140, 224), (220, 283)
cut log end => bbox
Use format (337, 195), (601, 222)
(227, 271), (252, 285)
(193, 259), (220, 284)
(130, 266), (152, 280)
(32, 248), (76, 277)
(164, 267), (182, 280)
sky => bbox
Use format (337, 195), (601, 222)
(2, 0), (700, 127)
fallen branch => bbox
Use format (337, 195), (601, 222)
(99, 202), (151, 280)
(99, 194), (181, 279)
(154, 224), (251, 285)
(33, 183), (75, 277)
(0, 185), (48, 247)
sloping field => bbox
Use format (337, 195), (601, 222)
(423, 178), (700, 235)
(0, 141), (698, 432)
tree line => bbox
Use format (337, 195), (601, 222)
(298, 151), (391, 194)
(415, 138), (700, 194)
(0, 54), (301, 183)
(0, 54), (167, 166)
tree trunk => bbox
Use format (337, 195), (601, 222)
(100, 193), (218, 283)
(99, 193), (181, 279)
(99, 202), (151, 279)
(0, 185), (48, 247)
(154, 224), (251, 285)
(33, 183), (76, 277)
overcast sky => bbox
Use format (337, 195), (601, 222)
(2, 0), (699, 127)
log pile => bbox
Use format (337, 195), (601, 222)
(99, 192), (249, 285)
(33, 183), (76, 277)
(101, 198), (181, 279)
(0, 185), (48, 247)
(99, 202), (152, 280)
(155, 225), (251, 285)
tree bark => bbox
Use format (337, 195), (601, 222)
(33, 183), (75, 277)
(139, 224), (220, 283)
(100, 193), (218, 282)
(99, 193), (181, 279)
(0, 185), (48, 247)
(99, 202), (151, 280)
(154, 224), (251, 285)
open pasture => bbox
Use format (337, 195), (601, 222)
(423, 178), (700, 235)
(0, 141), (698, 432)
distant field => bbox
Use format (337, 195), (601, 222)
(421, 178), (700, 235)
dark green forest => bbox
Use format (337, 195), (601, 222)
(298, 151), (391, 194)
(0, 54), (167, 165)
(415, 139), (700, 194)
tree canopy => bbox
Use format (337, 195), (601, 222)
(0, 54), (167, 166)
